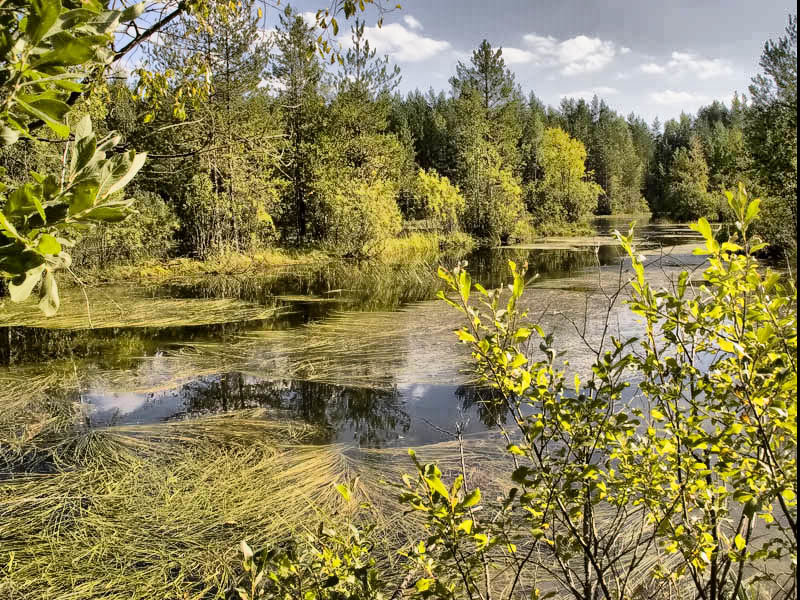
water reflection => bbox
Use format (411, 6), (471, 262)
(85, 372), (520, 447)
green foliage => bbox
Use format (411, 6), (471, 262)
(531, 126), (603, 224)
(666, 136), (714, 221)
(235, 483), (386, 600)
(228, 186), (795, 600)
(0, 0), (146, 313)
(315, 178), (402, 258)
(414, 169), (465, 233)
(72, 190), (179, 268)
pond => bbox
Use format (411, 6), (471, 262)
(0, 217), (705, 449)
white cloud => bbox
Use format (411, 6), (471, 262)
(516, 33), (620, 75)
(300, 11), (317, 28)
(501, 46), (535, 65)
(640, 62), (666, 74)
(620, 46), (631, 55)
(403, 15), (423, 30)
(640, 51), (733, 79)
(560, 86), (620, 100)
(342, 22), (450, 62)
(649, 89), (712, 105)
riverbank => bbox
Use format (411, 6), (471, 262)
(74, 231), (477, 286)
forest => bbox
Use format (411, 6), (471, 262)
(0, 3), (796, 292)
(0, 1), (796, 599)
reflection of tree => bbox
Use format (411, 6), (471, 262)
(177, 373), (411, 447)
(465, 248), (599, 288)
(456, 384), (510, 428)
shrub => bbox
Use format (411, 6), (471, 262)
(415, 169), (465, 233)
(180, 172), (279, 259)
(316, 179), (403, 258)
(236, 185), (797, 600)
(72, 191), (179, 269)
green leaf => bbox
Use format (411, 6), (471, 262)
(37, 234), (61, 255)
(15, 97), (70, 138)
(734, 533), (746, 552)
(121, 2), (146, 21)
(0, 127), (21, 146)
(335, 483), (351, 502)
(461, 488), (481, 508)
(26, 0), (61, 44)
(424, 475), (450, 502)
(103, 151), (147, 197)
(31, 33), (97, 68)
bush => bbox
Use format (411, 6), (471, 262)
(316, 179), (403, 258)
(414, 169), (465, 233)
(72, 191), (179, 270)
(235, 185), (796, 600)
(180, 172), (279, 259)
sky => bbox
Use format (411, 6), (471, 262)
(282, 0), (795, 123)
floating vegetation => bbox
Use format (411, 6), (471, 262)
(0, 410), (509, 600)
(0, 285), (285, 330)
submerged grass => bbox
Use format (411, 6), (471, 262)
(0, 408), (511, 600)
(0, 287), (284, 330)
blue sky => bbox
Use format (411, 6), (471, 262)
(282, 0), (795, 123)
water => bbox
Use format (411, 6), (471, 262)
(1, 217), (704, 448)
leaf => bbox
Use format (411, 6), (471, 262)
(689, 217), (712, 242)
(74, 114), (93, 139)
(734, 534), (746, 552)
(103, 152), (147, 197)
(461, 488), (481, 508)
(26, 0), (61, 44)
(424, 475), (450, 502)
(38, 269), (59, 316)
(239, 540), (253, 561)
(37, 234), (61, 255)
(121, 2), (146, 21)
(335, 483), (351, 502)
(15, 97), (70, 138)
(9, 264), (45, 303)
(1, 127), (21, 146)
(31, 33), (96, 68)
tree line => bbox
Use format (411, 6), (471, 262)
(2, 5), (796, 268)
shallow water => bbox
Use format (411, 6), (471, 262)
(1, 217), (704, 448)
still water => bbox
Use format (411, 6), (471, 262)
(2, 218), (704, 448)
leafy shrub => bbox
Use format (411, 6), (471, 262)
(72, 191), (179, 269)
(414, 169), (465, 233)
(315, 178), (403, 258)
(235, 185), (797, 599)
(181, 172), (279, 259)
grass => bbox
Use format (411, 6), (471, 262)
(0, 405), (513, 600)
(0, 286), (285, 330)
(73, 233), (474, 288)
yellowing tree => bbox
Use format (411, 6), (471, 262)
(534, 127), (603, 223)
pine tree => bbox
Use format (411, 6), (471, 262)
(449, 40), (515, 111)
(271, 9), (324, 242)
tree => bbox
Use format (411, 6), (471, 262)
(667, 136), (713, 221)
(533, 127), (603, 223)
(271, 9), (325, 243)
(334, 18), (401, 99)
(745, 13), (797, 259)
(141, 0), (280, 257)
(449, 40), (515, 112)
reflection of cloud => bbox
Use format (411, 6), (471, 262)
(341, 22), (450, 62)
(513, 33), (620, 75)
(640, 51), (733, 79)
(87, 391), (149, 415)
